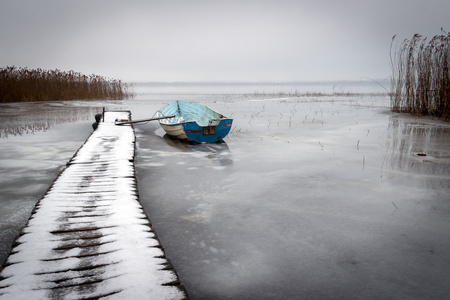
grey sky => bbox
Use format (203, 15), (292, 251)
(1, 0), (449, 82)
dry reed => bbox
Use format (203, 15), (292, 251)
(0, 66), (132, 103)
(390, 31), (450, 120)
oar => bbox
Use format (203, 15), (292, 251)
(115, 115), (175, 126)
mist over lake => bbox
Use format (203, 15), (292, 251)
(132, 80), (389, 96)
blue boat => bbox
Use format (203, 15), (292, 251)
(156, 101), (233, 143)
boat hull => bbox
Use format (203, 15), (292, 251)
(182, 119), (232, 143)
(157, 101), (233, 143)
(159, 122), (188, 140)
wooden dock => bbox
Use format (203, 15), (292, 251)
(0, 111), (188, 299)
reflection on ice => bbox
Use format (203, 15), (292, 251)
(0, 102), (101, 138)
(180, 206), (212, 223)
(384, 115), (450, 175)
(160, 134), (233, 167)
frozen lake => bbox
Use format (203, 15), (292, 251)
(1, 85), (449, 299)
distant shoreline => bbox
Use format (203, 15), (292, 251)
(131, 80), (390, 96)
(132, 79), (390, 86)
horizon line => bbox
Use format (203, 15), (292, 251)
(130, 78), (390, 85)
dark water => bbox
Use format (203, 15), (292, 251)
(1, 92), (449, 299)
(0, 101), (112, 263)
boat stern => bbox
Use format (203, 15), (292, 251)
(182, 119), (232, 143)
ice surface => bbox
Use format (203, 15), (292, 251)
(133, 95), (450, 299)
(1, 93), (449, 299)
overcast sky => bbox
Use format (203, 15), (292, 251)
(1, 0), (449, 83)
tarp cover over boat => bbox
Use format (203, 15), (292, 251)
(156, 101), (232, 143)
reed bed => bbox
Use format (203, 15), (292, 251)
(390, 32), (450, 120)
(0, 66), (132, 102)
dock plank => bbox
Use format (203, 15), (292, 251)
(0, 111), (188, 300)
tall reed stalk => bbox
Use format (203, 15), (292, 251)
(390, 31), (450, 120)
(0, 66), (132, 103)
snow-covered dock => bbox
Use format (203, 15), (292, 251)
(0, 111), (187, 300)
